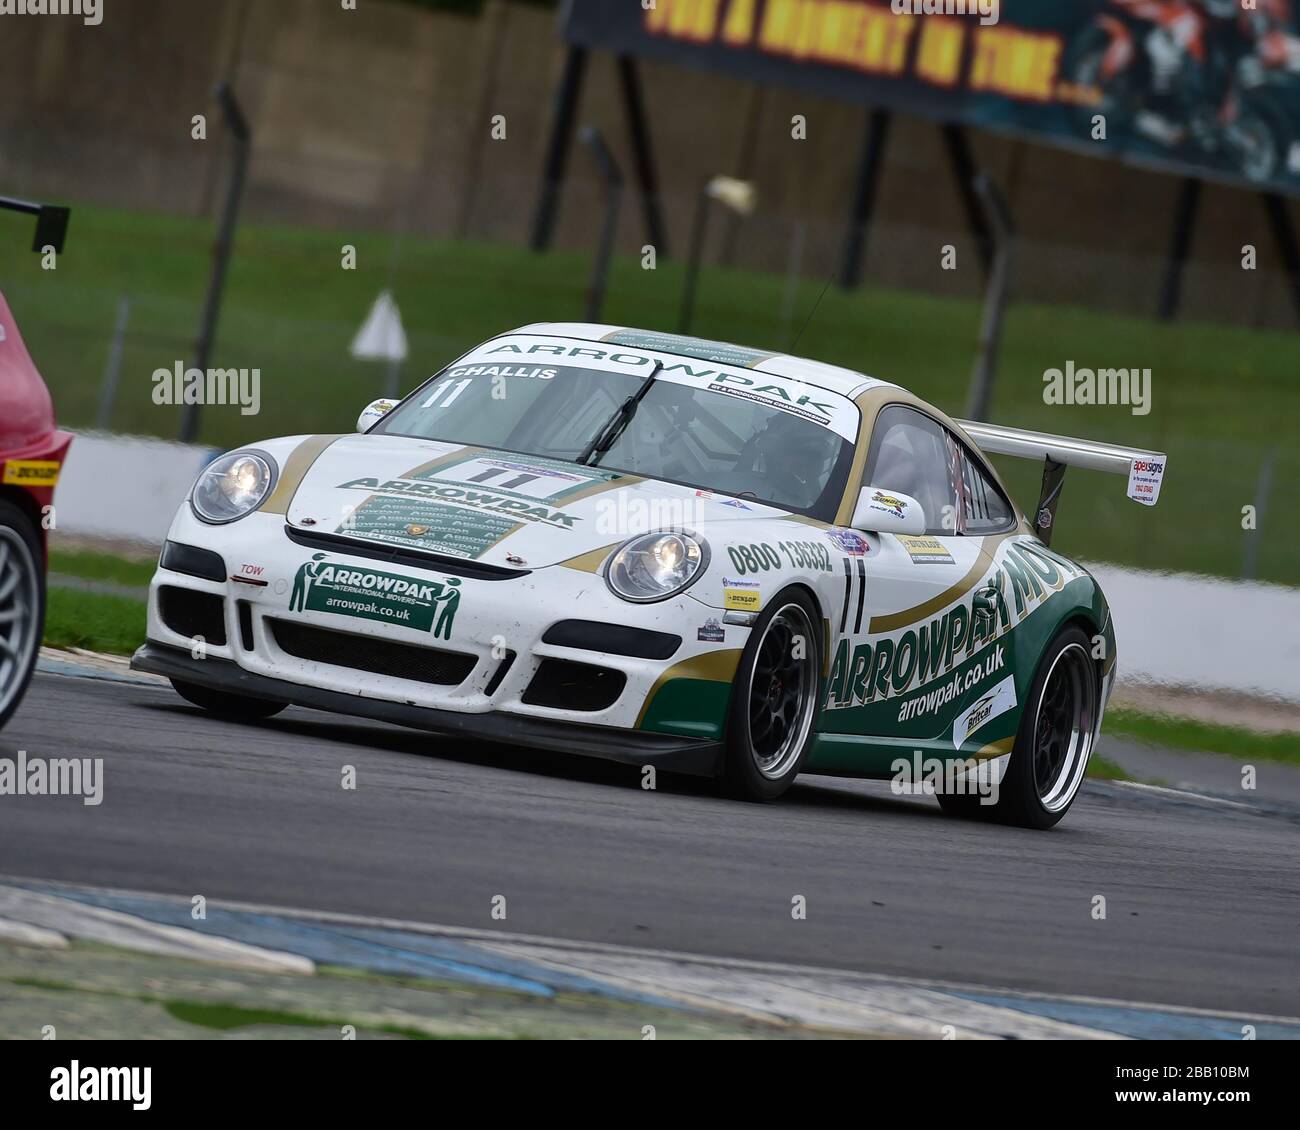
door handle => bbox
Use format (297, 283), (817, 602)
(972, 586), (999, 623)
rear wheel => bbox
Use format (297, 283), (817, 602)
(722, 590), (821, 801)
(170, 678), (287, 721)
(0, 499), (44, 730)
(938, 625), (1099, 830)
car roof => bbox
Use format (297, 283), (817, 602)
(507, 323), (898, 401)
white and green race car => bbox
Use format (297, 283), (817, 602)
(131, 325), (1166, 829)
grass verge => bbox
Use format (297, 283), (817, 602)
(1105, 706), (1300, 765)
(1086, 754), (1129, 781)
(44, 587), (146, 656)
(49, 548), (156, 589)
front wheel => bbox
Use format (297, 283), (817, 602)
(170, 678), (288, 721)
(0, 499), (44, 730)
(722, 590), (821, 801)
(939, 625), (1099, 830)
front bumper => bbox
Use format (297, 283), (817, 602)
(132, 642), (722, 775)
(131, 509), (739, 775)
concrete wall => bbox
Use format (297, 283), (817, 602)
(0, 0), (1296, 327)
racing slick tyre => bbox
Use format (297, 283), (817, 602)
(722, 589), (821, 802)
(938, 625), (1099, 830)
(170, 678), (288, 721)
(0, 498), (44, 731)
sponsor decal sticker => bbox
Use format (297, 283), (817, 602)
(342, 495), (517, 559)
(289, 554), (461, 638)
(340, 477), (579, 528)
(827, 527), (868, 556)
(358, 399), (396, 430)
(892, 645), (1008, 723)
(722, 577), (761, 612)
(897, 535), (956, 566)
(2, 460), (60, 486)
(870, 490), (907, 519)
(1126, 456), (1165, 507)
(415, 453), (613, 504)
(477, 336), (860, 440)
(952, 675), (1017, 748)
(727, 540), (832, 574)
(825, 540), (1081, 716)
(697, 617), (726, 643)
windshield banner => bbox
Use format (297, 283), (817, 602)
(448, 335), (862, 440)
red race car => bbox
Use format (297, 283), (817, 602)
(0, 196), (72, 729)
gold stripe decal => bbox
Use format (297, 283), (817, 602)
(559, 544), (619, 574)
(635, 649), (743, 727)
(262, 435), (345, 515)
(974, 737), (1014, 762)
(868, 554), (990, 635)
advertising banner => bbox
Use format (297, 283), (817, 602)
(563, 0), (1300, 192)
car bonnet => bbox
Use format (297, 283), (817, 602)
(282, 434), (787, 570)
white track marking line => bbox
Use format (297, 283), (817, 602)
(0, 885), (314, 974)
(479, 941), (1120, 1039)
(0, 916), (68, 949)
(1111, 780), (1254, 809)
(7, 875), (1295, 1034)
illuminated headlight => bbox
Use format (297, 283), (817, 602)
(190, 451), (276, 524)
(606, 532), (707, 603)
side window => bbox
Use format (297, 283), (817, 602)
(862, 405), (957, 536)
(956, 442), (1016, 535)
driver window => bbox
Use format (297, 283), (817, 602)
(862, 405), (958, 536)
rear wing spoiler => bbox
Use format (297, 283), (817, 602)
(957, 420), (1167, 545)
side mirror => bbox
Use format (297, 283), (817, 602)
(357, 398), (396, 433)
(851, 486), (926, 535)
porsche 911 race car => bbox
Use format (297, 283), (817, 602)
(131, 324), (1167, 828)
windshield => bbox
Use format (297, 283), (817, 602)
(375, 347), (858, 519)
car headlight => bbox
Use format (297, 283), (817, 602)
(190, 451), (276, 524)
(606, 532), (707, 603)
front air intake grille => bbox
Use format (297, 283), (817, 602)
(159, 587), (227, 646)
(269, 620), (476, 686)
(542, 620), (681, 660)
(522, 659), (626, 712)
(484, 650), (517, 697)
(160, 540), (227, 582)
(237, 600), (255, 652)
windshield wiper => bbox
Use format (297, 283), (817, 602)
(576, 360), (663, 466)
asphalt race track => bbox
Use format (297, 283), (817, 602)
(3, 670), (1297, 1020)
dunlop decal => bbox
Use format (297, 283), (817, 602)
(2, 460), (60, 486)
